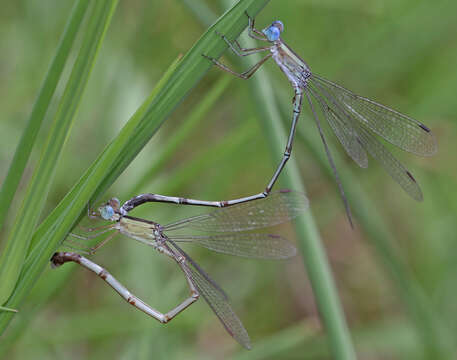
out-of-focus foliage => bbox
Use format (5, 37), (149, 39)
(0, 0), (456, 359)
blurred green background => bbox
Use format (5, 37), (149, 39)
(1, 0), (456, 359)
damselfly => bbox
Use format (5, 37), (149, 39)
(52, 189), (308, 349)
(203, 13), (437, 226)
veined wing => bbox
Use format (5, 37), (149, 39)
(163, 190), (308, 232)
(310, 80), (423, 201)
(356, 121), (423, 200)
(168, 240), (251, 349)
(170, 233), (297, 259)
(309, 82), (368, 168)
(312, 74), (437, 156)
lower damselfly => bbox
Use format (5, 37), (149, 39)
(203, 12), (437, 227)
(52, 189), (308, 349)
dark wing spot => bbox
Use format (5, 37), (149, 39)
(406, 170), (417, 183)
(418, 123), (431, 133)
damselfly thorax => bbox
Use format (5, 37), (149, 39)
(118, 216), (164, 246)
(271, 41), (311, 89)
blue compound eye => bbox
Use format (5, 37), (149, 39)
(263, 25), (281, 41)
(273, 20), (284, 32)
(100, 205), (115, 220)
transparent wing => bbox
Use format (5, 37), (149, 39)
(311, 80), (423, 201)
(163, 190), (308, 232)
(169, 240), (251, 349)
(309, 83), (368, 168)
(356, 121), (423, 201)
(170, 233), (296, 259)
(312, 74), (437, 156)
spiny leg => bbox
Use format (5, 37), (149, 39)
(62, 237), (92, 254)
(203, 18), (272, 79)
(203, 53), (272, 80)
(231, 39), (271, 55)
(89, 231), (118, 254)
(68, 227), (115, 241)
(245, 11), (269, 41)
(66, 226), (117, 254)
(87, 203), (100, 220)
(215, 31), (271, 56)
(78, 223), (115, 233)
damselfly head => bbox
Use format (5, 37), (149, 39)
(98, 198), (121, 221)
(262, 20), (284, 42)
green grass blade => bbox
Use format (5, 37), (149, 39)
(0, 0), (271, 334)
(0, 1), (118, 306)
(0, 57), (181, 349)
(0, 0), (90, 233)
(230, 319), (421, 359)
(253, 76), (357, 360)
(157, 121), (256, 195)
(0, 264), (74, 357)
(229, 321), (315, 360)
(129, 76), (232, 195)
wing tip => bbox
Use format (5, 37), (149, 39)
(417, 124), (438, 156)
(405, 170), (424, 201)
(231, 327), (251, 350)
(241, 339), (252, 350)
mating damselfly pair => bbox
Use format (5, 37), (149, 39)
(51, 11), (437, 349)
(54, 190), (308, 349)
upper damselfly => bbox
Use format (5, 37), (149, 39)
(203, 13), (437, 226)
